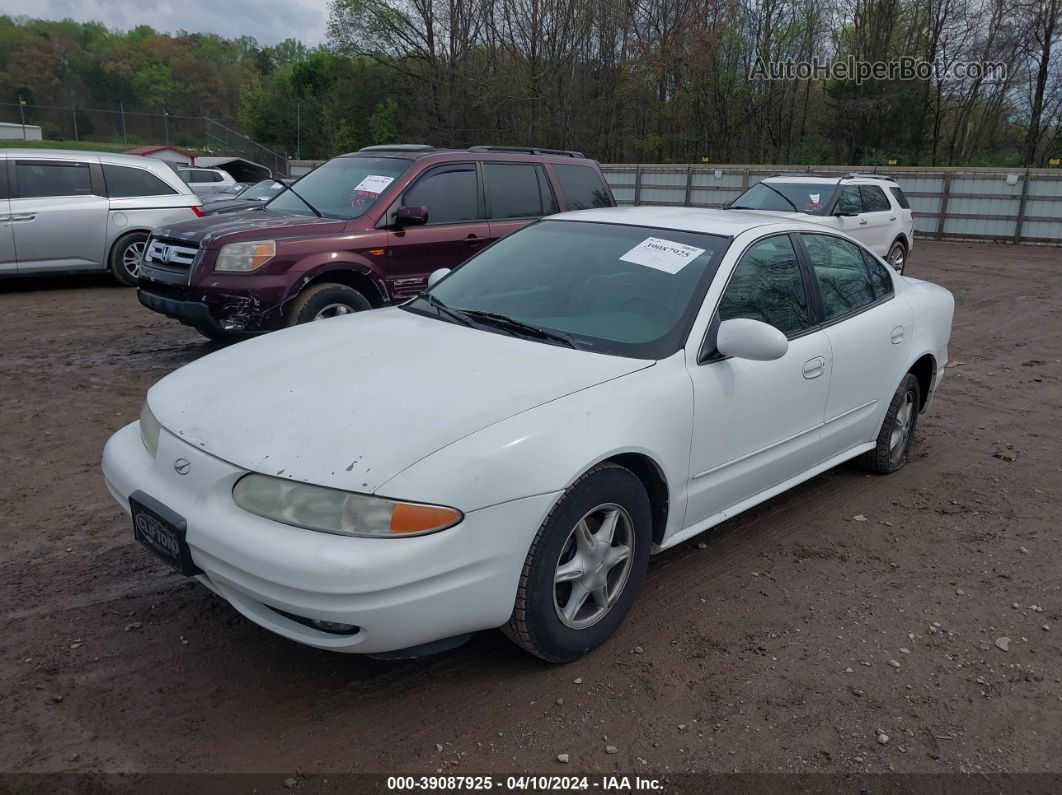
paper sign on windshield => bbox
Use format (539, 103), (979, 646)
(353, 175), (395, 194)
(620, 237), (706, 274)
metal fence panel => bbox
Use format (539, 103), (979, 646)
(600, 165), (1062, 244)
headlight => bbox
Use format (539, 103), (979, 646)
(140, 402), (161, 457)
(232, 474), (462, 538)
(215, 240), (276, 272)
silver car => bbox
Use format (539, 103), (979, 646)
(0, 149), (202, 285)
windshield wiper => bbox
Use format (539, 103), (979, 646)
(461, 310), (578, 349)
(758, 183), (799, 212)
(413, 294), (475, 327)
(271, 181), (323, 217)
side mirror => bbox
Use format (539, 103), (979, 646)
(721, 200), (733, 209)
(395, 205), (429, 227)
(835, 206), (860, 217)
(715, 318), (788, 361)
(427, 268), (451, 287)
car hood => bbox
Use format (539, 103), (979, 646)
(148, 308), (653, 494)
(153, 209), (347, 248)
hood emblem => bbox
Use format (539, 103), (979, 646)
(174, 458), (191, 476)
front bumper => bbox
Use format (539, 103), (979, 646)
(102, 422), (557, 653)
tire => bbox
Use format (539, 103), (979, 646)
(286, 283), (371, 326)
(861, 373), (920, 474)
(504, 463), (652, 663)
(108, 232), (149, 287)
(886, 239), (908, 274)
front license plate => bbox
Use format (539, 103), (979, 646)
(130, 491), (201, 576)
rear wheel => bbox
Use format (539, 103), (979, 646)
(887, 239), (908, 274)
(861, 373), (920, 474)
(504, 463), (652, 663)
(286, 283), (371, 326)
(108, 232), (149, 287)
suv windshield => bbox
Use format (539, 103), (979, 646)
(731, 181), (837, 216)
(266, 156), (411, 219)
(410, 220), (728, 359)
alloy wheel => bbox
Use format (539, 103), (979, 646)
(123, 240), (146, 279)
(553, 503), (635, 630)
(313, 303), (356, 320)
(888, 244), (906, 273)
(889, 391), (915, 465)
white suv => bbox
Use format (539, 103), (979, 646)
(726, 173), (915, 272)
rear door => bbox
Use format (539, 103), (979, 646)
(384, 162), (490, 299)
(483, 161), (559, 243)
(0, 158), (15, 274)
(798, 232), (911, 453)
(10, 157), (108, 273)
(858, 184), (895, 255)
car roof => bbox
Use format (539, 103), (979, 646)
(549, 206), (829, 236)
(0, 149), (179, 169)
(340, 145), (595, 165)
(762, 174), (895, 185)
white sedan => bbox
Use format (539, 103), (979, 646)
(102, 207), (954, 662)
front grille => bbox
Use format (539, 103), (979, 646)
(144, 237), (199, 269)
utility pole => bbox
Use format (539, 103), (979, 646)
(296, 102), (301, 160)
(72, 104), (79, 141)
(120, 102), (127, 145)
(18, 94), (27, 139)
(163, 109), (169, 146)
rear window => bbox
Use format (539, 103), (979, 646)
(104, 165), (177, 197)
(553, 164), (612, 211)
(889, 186), (911, 209)
(485, 163), (558, 219)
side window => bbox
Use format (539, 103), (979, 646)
(103, 165), (177, 197)
(860, 185), (890, 212)
(553, 164), (611, 210)
(403, 164), (479, 224)
(835, 186), (862, 214)
(15, 160), (93, 198)
(484, 163), (556, 219)
(861, 249), (895, 299)
(803, 234), (877, 320)
(889, 186), (911, 209)
(207, 171), (225, 183)
(718, 235), (811, 337)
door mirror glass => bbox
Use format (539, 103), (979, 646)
(427, 268), (451, 287)
(396, 205), (429, 226)
(716, 318), (789, 361)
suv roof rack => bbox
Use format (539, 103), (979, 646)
(845, 171), (897, 182)
(467, 145), (585, 158)
(357, 144), (436, 152)
(769, 171), (844, 179)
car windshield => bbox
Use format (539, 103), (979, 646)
(410, 220), (728, 359)
(242, 180), (284, 201)
(730, 182), (836, 215)
(266, 156), (411, 219)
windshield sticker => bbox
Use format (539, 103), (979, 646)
(806, 192), (823, 211)
(353, 174), (395, 194)
(619, 237), (706, 274)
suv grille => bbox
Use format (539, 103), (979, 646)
(144, 238), (199, 269)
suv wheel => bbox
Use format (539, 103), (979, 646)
(503, 463), (652, 663)
(887, 240), (908, 274)
(287, 283), (372, 326)
(109, 232), (149, 287)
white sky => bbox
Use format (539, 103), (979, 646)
(5, 0), (329, 46)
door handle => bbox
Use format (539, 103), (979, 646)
(889, 216), (897, 221)
(802, 357), (826, 379)
(466, 233), (480, 239)
(858, 219), (868, 225)
(890, 326), (904, 344)
(10, 213), (36, 222)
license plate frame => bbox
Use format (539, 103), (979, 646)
(130, 490), (201, 577)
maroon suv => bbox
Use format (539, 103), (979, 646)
(137, 145), (615, 339)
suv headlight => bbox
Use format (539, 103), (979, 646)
(215, 240), (276, 272)
(140, 402), (161, 457)
(232, 474), (462, 538)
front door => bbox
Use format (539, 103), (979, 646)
(385, 162), (489, 300)
(11, 158), (108, 273)
(685, 233), (832, 525)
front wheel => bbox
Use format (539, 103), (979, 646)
(286, 283), (371, 326)
(887, 240), (908, 274)
(108, 233), (149, 287)
(504, 463), (652, 663)
(861, 373), (921, 474)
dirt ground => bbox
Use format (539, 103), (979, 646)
(1, 241), (1060, 783)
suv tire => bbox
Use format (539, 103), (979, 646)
(503, 463), (652, 663)
(287, 283), (372, 326)
(887, 239), (908, 274)
(108, 232), (149, 287)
